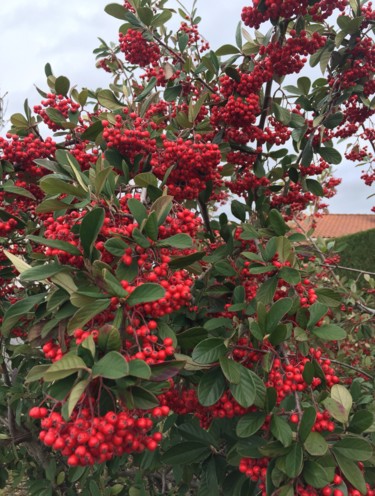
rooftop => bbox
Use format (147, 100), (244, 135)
(300, 214), (375, 238)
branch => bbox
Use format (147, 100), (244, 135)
(329, 359), (374, 380)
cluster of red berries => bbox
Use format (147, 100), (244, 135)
(308, 0), (347, 22)
(219, 64), (273, 99)
(121, 268), (193, 318)
(34, 94), (80, 131)
(260, 31), (326, 77)
(150, 137), (221, 200)
(119, 29), (160, 67)
(0, 133), (56, 173)
(102, 116), (156, 170)
(178, 22), (210, 52)
(212, 94), (260, 129)
(127, 331), (175, 365)
(30, 408), (164, 466)
(0, 218), (18, 236)
(158, 208), (202, 239)
(267, 353), (339, 403)
(242, 0), (309, 29)
(226, 170), (270, 197)
(239, 456), (268, 483)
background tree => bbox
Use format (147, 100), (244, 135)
(0, 0), (374, 495)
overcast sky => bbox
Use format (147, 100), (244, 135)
(0, 0), (373, 213)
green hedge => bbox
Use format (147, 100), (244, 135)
(335, 229), (375, 276)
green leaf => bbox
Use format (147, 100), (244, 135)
(126, 283), (165, 306)
(28, 235), (81, 256)
(266, 298), (293, 332)
(135, 77), (157, 102)
(306, 179), (324, 196)
(278, 267), (300, 285)
(103, 269), (128, 297)
(150, 360), (185, 381)
(334, 453), (367, 494)
(285, 443), (304, 477)
(298, 407), (316, 443)
(311, 324), (346, 341)
(2, 293), (46, 337)
(97, 89), (124, 110)
(307, 302), (328, 329)
(105, 3), (141, 25)
(44, 353), (88, 381)
(55, 76), (70, 96)
(303, 461), (332, 489)
(134, 172), (158, 188)
(151, 10), (172, 27)
(67, 379), (89, 417)
(162, 442), (211, 465)
(92, 351), (129, 379)
(229, 367), (257, 408)
(104, 237), (128, 256)
(192, 338), (227, 364)
(150, 195), (173, 226)
(143, 211), (158, 241)
(318, 147), (342, 164)
(219, 357), (242, 384)
(270, 416), (293, 447)
(20, 262), (69, 281)
(169, 251), (205, 268)
(301, 140), (313, 166)
(302, 361), (314, 385)
(164, 85), (182, 102)
(3, 182), (36, 199)
(25, 365), (50, 383)
(323, 398), (349, 424)
(304, 432), (328, 456)
(198, 367), (226, 406)
(158, 234), (193, 249)
(214, 261), (237, 276)
(128, 359), (151, 379)
(331, 384), (353, 413)
(80, 120), (104, 141)
(98, 325), (122, 352)
(332, 437), (372, 461)
(348, 410), (374, 434)
(256, 276), (278, 305)
(127, 199), (148, 225)
(67, 299), (111, 334)
(131, 387), (159, 409)
(10, 113), (29, 129)
(79, 207), (105, 258)
(268, 209), (289, 235)
(137, 6), (153, 25)
(297, 77), (311, 95)
(236, 412), (266, 438)
(315, 288), (342, 307)
(323, 112), (344, 129)
(216, 44), (241, 56)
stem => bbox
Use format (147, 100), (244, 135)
(329, 359), (373, 380)
(149, 31), (216, 93)
(319, 263), (375, 277)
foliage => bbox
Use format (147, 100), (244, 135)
(336, 229), (375, 276)
(0, 0), (375, 495)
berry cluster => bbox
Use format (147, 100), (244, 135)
(102, 115), (156, 171)
(150, 137), (221, 200)
(32, 408), (164, 466)
(0, 133), (56, 174)
(119, 29), (160, 67)
(34, 94), (80, 131)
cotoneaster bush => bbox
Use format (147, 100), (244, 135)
(0, 0), (374, 495)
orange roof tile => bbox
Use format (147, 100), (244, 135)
(300, 214), (375, 238)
